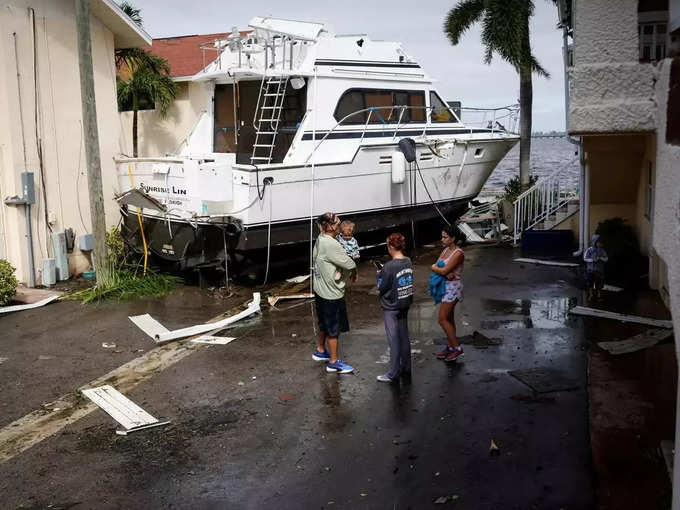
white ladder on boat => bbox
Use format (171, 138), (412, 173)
(250, 76), (289, 165)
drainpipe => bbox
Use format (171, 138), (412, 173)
(560, 16), (586, 257)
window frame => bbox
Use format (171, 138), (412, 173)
(429, 91), (461, 124)
(333, 88), (427, 125)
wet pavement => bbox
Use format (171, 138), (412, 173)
(0, 245), (595, 509)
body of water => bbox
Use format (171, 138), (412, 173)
(484, 137), (580, 191)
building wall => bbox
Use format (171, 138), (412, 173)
(119, 80), (213, 157)
(0, 0), (123, 284)
(651, 56), (680, 510)
(569, 0), (657, 134)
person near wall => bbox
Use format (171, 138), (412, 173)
(583, 233), (608, 300)
(430, 225), (465, 363)
(312, 212), (358, 374)
(376, 233), (414, 383)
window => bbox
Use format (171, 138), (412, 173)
(639, 22), (667, 62)
(334, 89), (426, 124)
(645, 162), (654, 219)
(430, 91), (458, 123)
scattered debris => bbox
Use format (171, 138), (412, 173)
(130, 293), (261, 343)
(472, 330), (502, 349)
(267, 293), (314, 307)
(237, 381), (245, 386)
(510, 393), (556, 403)
(41, 399), (74, 412)
(603, 284), (623, 292)
(0, 357), (7, 364)
(285, 274), (310, 284)
(435, 495), (460, 504)
(569, 306), (673, 328)
(101, 342), (117, 349)
(38, 355), (55, 360)
(509, 368), (579, 394)
(81, 385), (169, 435)
(489, 439), (500, 456)
(191, 335), (236, 345)
(277, 393), (294, 402)
(0, 295), (59, 314)
(514, 258), (579, 268)
(597, 329), (673, 355)
(392, 439), (412, 446)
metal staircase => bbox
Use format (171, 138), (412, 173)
(512, 164), (579, 244)
(250, 76), (289, 165)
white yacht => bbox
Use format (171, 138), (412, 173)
(116, 17), (519, 275)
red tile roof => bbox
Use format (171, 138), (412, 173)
(148, 31), (251, 79)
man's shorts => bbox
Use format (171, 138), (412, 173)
(585, 271), (604, 289)
(314, 294), (350, 337)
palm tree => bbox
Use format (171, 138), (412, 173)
(444, 0), (549, 191)
(115, 2), (176, 157)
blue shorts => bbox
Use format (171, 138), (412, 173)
(314, 294), (350, 337)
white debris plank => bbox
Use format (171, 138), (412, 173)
(457, 222), (485, 243)
(514, 258), (579, 268)
(597, 329), (673, 355)
(569, 306), (674, 328)
(286, 274), (310, 284)
(268, 293), (314, 307)
(603, 284), (623, 292)
(155, 292), (261, 343)
(0, 295), (59, 314)
(129, 314), (169, 340)
(82, 385), (160, 431)
(191, 336), (236, 345)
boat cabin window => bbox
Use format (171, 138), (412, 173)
(334, 89), (426, 124)
(430, 91), (459, 123)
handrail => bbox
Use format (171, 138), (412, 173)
(512, 156), (579, 244)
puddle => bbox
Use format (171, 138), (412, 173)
(480, 298), (577, 329)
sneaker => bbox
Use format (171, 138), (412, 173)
(326, 359), (354, 374)
(376, 374), (396, 383)
(436, 346), (454, 359)
(445, 347), (464, 363)
(312, 349), (330, 362)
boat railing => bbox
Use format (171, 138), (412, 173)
(303, 104), (519, 165)
(512, 158), (579, 244)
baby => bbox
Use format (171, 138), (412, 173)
(335, 220), (360, 281)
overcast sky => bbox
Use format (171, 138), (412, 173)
(132, 0), (566, 132)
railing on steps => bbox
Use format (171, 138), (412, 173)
(512, 159), (579, 244)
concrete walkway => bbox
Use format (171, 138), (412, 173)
(0, 245), (594, 509)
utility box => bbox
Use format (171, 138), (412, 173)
(21, 172), (35, 204)
(79, 234), (94, 251)
(41, 258), (56, 286)
(51, 231), (69, 280)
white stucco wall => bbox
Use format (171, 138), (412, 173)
(119, 80), (214, 157)
(0, 0), (126, 284)
(651, 57), (680, 510)
(569, 0), (657, 134)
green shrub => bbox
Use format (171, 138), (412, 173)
(106, 226), (128, 268)
(0, 259), (19, 306)
(503, 174), (539, 202)
(595, 217), (641, 287)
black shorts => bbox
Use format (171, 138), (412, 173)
(314, 294), (350, 338)
(585, 271), (604, 289)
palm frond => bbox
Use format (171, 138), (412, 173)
(443, 0), (485, 46)
(119, 1), (143, 28)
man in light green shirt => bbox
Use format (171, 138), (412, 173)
(312, 212), (357, 374)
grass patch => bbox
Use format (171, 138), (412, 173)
(65, 268), (182, 304)
(65, 226), (182, 304)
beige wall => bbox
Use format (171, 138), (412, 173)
(119, 80), (213, 157)
(0, 0), (125, 284)
(584, 134), (658, 257)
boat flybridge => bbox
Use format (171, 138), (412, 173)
(115, 16), (519, 277)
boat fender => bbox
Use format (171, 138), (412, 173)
(391, 151), (406, 184)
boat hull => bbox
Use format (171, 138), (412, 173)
(121, 196), (470, 273)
